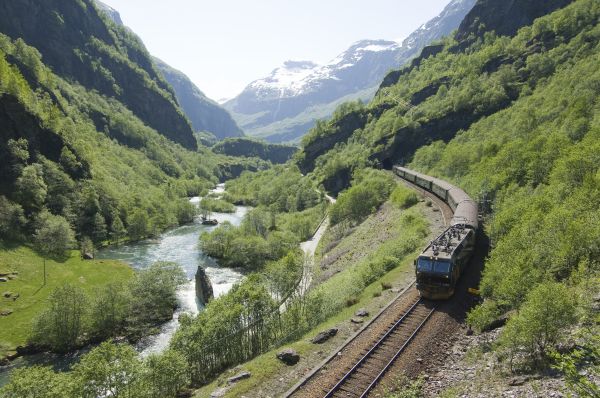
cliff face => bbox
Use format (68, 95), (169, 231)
(211, 138), (297, 164)
(0, 0), (196, 149)
(154, 58), (244, 140)
(455, 0), (575, 41)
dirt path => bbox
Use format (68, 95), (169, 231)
(297, 194), (336, 297)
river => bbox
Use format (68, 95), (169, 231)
(0, 184), (248, 385)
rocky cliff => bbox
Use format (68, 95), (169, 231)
(0, 0), (196, 149)
(154, 58), (244, 140)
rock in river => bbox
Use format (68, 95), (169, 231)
(195, 266), (214, 305)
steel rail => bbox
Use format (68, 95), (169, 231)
(323, 299), (435, 398)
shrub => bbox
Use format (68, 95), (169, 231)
(498, 281), (577, 366)
(391, 185), (419, 209)
(30, 284), (88, 352)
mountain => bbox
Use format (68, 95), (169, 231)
(224, 0), (476, 143)
(211, 138), (297, 164)
(0, 0), (261, 249)
(154, 58), (244, 140)
(94, 0), (123, 25)
(92, 1), (244, 140)
(0, 0), (196, 149)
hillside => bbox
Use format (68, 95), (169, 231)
(212, 138), (297, 164)
(297, 0), (599, 393)
(0, 0), (197, 149)
(154, 58), (244, 140)
(224, 0), (476, 143)
(0, 0), (259, 249)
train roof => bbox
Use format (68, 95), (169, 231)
(420, 225), (471, 260)
(394, 166), (478, 230)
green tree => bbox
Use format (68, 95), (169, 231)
(0, 195), (26, 240)
(110, 212), (126, 244)
(127, 262), (186, 332)
(72, 342), (143, 398)
(89, 283), (131, 339)
(15, 163), (47, 212)
(7, 137), (29, 166)
(127, 210), (149, 241)
(30, 284), (88, 352)
(91, 212), (107, 243)
(79, 236), (94, 258)
(142, 350), (189, 398)
(0, 365), (74, 398)
(33, 210), (75, 257)
(499, 281), (577, 366)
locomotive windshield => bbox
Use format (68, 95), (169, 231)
(417, 258), (451, 274)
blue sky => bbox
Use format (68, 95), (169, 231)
(101, 0), (450, 101)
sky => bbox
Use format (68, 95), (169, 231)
(100, 0), (450, 102)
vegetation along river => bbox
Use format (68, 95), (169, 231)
(0, 184), (248, 385)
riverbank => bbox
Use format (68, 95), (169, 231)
(0, 186), (249, 386)
(0, 244), (133, 360)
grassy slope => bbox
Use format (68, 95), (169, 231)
(192, 200), (429, 397)
(0, 244), (133, 357)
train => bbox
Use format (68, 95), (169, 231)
(393, 166), (479, 299)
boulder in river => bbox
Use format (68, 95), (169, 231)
(311, 328), (338, 344)
(195, 266), (214, 305)
(277, 348), (300, 365)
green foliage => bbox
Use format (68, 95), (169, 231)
(0, 343), (190, 398)
(0, 196), (26, 240)
(89, 282), (130, 340)
(127, 262), (187, 332)
(31, 283), (88, 352)
(498, 282), (577, 366)
(15, 164), (47, 213)
(72, 342), (143, 398)
(390, 185), (419, 209)
(0, 33), (259, 251)
(330, 169), (395, 225)
(175, 208), (427, 385)
(33, 210), (76, 257)
(142, 350), (189, 398)
(551, 328), (600, 398)
(0, 365), (74, 398)
(224, 165), (321, 211)
(28, 262), (185, 352)
(201, 167), (326, 269)
(212, 137), (297, 164)
(200, 197), (236, 214)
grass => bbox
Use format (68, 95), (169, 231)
(0, 243), (133, 358)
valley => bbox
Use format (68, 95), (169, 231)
(1, 0), (599, 397)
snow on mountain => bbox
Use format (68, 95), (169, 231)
(246, 40), (400, 100)
(225, 0), (476, 143)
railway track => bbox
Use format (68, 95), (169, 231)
(321, 298), (435, 398)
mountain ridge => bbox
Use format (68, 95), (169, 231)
(225, 0), (476, 143)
